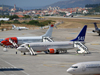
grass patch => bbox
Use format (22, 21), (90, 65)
(48, 18), (100, 28)
(82, 15), (100, 17)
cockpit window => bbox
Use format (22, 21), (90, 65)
(5, 40), (7, 41)
(71, 66), (78, 68)
(21, 46), (24, 47)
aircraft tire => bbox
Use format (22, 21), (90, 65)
(44, 51), (49, 54)
(56, 51), (59, 54)
(23, 53), (26, 55)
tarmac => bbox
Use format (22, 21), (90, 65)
(0, 27), (100, 75)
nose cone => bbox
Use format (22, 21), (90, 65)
(17, 47), (21, 50)
(67, 68), (71, 73)
(67, 68), (75, 74)
(1, 40), (5, 45)
(17, 46), (27, 52)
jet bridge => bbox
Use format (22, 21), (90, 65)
(74, 41), (90, 54)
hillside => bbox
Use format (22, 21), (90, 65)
(91, 5), (100, 12)
(44, 0), (100, 8)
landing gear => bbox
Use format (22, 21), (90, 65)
(44, 51), (49, 54)
(56, 51), (59, 54)
(16, 51), (17, 54)
(23, 52), (26, 55)
(65, 50), (67, 53)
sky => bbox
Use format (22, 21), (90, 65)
(0, 0), (68, 8)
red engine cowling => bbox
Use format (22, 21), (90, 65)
(48, 48), (56, 54)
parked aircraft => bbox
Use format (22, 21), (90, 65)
(0, 39), (4, 46)
(1, 25), (54, 47)
(0, 18), (9, 21)
(17, 25), (89, 55)
(64, 13), (73, 17)
(92, 22), (100, 35)
(67, 61), (100, 75)
(12, 25), (29, 30)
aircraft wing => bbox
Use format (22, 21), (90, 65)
(46, 46), (73, 54)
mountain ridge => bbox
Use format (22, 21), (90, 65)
(44, 0), (100, 8)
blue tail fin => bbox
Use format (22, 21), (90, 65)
(71, 25), (87, 41)
(94, 22), (98, 30)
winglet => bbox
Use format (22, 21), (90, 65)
(51, 24), (54, 27)
(71, 25), (87, 42)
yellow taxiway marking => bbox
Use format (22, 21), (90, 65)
(60, 66), (66, 67)
(66, 37), (74, 39)
(22, 33), (26, 35)
(43, 63), (75, 67)
(91, 44), (100, 45)
(43, 64), (52, 67)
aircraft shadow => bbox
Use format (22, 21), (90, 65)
(0, 68), (24, 71)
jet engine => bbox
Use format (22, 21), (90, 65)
(44, 49), (59, 54)
(48, 48), (56, 54)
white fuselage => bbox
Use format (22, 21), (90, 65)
(2, 24), (54, 46)
(17, 37), (42, 45)
(17, 27), (29, 30)
(17, 41), (74, 52)
(67, 61), (100, 75)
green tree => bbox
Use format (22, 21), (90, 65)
(0, 20), (5, 24)
(13, 20), (20, 24)
(9, 15), (19, 20)
(28, 20), (39, 25)
(23, 15), (30, 18)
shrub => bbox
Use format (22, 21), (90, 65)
(0, 20), (5, 24)
(21, 21), (28, 24)
(5, 21), (12, 24)
(9, 15), (19, 20)
(13, 20), (20, 24)
(28, 20), (39, 25)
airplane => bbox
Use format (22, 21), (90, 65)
(0, 18), (9, 21)
(64, 13), (73, 17)
(17, 25), (88, 55)
(92, 22), (100, 35)
(1, 24), (54, 47)
(12, 25), (29, 30)
(0, 39), (4, 46)
(67, 61), (100, 75)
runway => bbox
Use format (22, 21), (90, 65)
(46, 16), (100, 20)
(0, 27), (100, 75)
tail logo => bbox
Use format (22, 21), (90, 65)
(78, 36), (85, 41)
